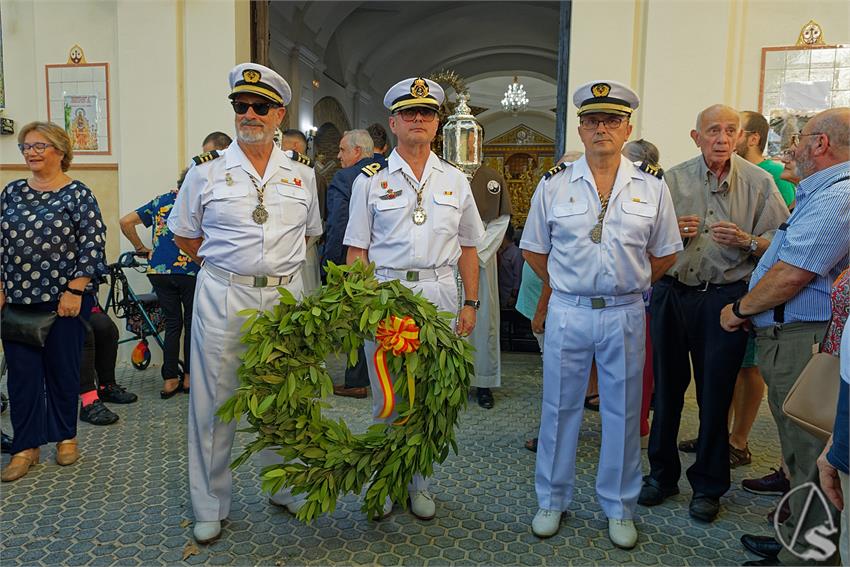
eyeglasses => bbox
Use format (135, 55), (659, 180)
(231, 100), (280, 116)
(790, 132), (823, 146)
(18, 142), (55, 154)
(579, 116), (626, 130)
(396, 108), (438, 122)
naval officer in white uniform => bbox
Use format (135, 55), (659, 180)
(344, 77), (485, 521)
(520, 80), (681, 548)
(168, 63), (322, 544)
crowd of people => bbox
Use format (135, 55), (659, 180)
(1, 62), (847, 566)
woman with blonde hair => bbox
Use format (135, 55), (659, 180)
(1, 121), (107, 481)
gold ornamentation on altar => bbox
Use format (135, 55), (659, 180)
(797, 20), (825, 46)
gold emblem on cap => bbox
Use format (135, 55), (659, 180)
(243, 69), (261, 84)
(410, 78), (430, 99)
(591, 83), (611, 98)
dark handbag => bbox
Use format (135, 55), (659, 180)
(1, 304), (58, 348)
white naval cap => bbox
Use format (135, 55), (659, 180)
(572, 80), (639, 116)
(383, 77), (445, 113)
(228, 63), (291, 106)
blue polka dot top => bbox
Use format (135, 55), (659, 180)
(1, 179), (108, 304)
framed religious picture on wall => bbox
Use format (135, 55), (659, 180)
(759, 21), (849, 156)
(45, 45), (111, 155)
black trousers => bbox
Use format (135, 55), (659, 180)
(79, 310), (119, 393)
(344, 346), (370, 388)
(147, 274), (196, 380)
(646, 277), (749, 498)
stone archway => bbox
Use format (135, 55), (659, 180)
(313, 122), (342, 180)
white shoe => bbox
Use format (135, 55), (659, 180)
(269, 496), (306, 515)
(193, 520), (221, 544)
(372, 495), (394, 520)
(409, 489), (436, 520)
(532, 508), (562, 538)
(608, 518), (637, 549)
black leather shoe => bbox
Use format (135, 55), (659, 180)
(477, 388), (494, 409)
(80, 400), (119, 426)
(741, 535), (782, 559)
(689, 493), (720, 522)
(1, 432), (12, 454)
(637, 480), (680, 506)
(743, 559), (781, 566)
(99, 383), (138, 404)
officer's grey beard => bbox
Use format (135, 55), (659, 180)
(237, 128), (267, 144)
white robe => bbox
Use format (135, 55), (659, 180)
(469, 214), (510, 388)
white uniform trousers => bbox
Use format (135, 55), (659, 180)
(188, 267), (304, 522)
(363, 269), (460, 493)
(535, 291), (645, 520)
(469, 256), (500, 388)
(302, 237), (321, 296)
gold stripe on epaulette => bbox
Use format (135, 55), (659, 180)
(191, 150), (220, 166)
(361, 162), (384, 177)
(543, 162), (567, 180)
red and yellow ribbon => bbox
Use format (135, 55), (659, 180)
(374, 315), (420, 424)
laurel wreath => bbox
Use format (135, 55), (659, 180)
(216, 260), (474, 522)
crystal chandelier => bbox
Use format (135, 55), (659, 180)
(501, 76), (529, 114)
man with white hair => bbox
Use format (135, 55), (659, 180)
(323, 129), (381, 398)
(169, 63), (322, 544)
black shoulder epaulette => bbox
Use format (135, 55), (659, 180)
(360, 161), (387, 177)
(439, 156), (461, 169)
(286, 149), (314, 168)
(543, 162), (567, 180)
(191, 150), (222, 166)
(637, 160), (664, 179)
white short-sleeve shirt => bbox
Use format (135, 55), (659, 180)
(343, 149), (484, 269)
(520, 155), (682, 296)
(167, 141), (322, 276)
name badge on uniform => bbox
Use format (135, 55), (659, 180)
(487, 179), (501, 194)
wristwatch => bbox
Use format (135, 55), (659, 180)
(748, 238), (758, 253)
(732, 298), (748, 319)
(65, 287), (85, 296)
(463, 299), (481, 310)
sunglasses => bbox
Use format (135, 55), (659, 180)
(18, 142), (55, 154)
(231, 100), (280, 116)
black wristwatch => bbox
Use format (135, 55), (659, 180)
(463, 299), (481, 310)
(65, 287), (85, 296)
(732, 298), (748, 319)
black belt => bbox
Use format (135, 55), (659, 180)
(661, 275), (746, 293)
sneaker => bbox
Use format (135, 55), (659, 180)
(742, 467), (789, 496)
(409, 489), (436, 520)
(729, 443), (752, 468)
(99, 383), (138, 404)
(608, 518), (637, 549)
(79, 400), (119, 426)
(531, 508), (562, 538)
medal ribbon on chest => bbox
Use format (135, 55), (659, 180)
(247, 174), (270, 224)
(589, 189), (612, 243)
(402, 173), (428, 225)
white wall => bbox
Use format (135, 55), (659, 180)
(568, 0), (850, 167)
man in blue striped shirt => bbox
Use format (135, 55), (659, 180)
(721, 107), (850, 566)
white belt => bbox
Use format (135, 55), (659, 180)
(375, 266), (454, 283)
(553, 291), (643, 309)
(203, 261), (294, 288)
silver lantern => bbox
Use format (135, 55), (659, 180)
(442, 94), (482, 180)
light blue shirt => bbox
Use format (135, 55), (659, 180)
(520, 156), (682, 296)
(750, 161), (850, 328)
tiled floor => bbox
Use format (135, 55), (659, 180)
(1, 352), (783, 565)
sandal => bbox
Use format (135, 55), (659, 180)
(525, 438), (538, 453)
(584, 395), (600, 412)
(677, 437), (698, 453)
(729, 443), (752, 468)
(160, 379), (182, 399)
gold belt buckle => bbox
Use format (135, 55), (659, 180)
(253, 275), (268, 287)
(591, 297), (606, 309)
(406, 271), (419, 282)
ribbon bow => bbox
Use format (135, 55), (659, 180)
(374, 316), (420, 423)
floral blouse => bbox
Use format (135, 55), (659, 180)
(136, 190), (200, 276)
(823, 268), (849, 355)
(1, 179), (107, 304)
